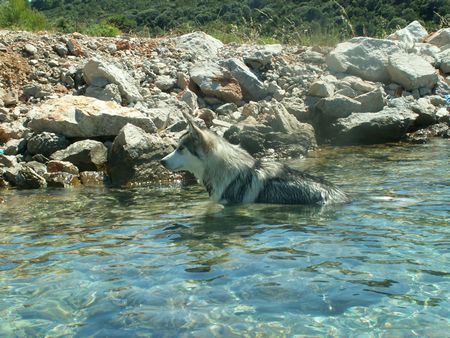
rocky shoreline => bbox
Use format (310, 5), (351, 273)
(0, 21), (449, 190)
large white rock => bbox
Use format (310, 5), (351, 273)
(411, 43), (441, 65)
(426, 28), (450, 47)
(326, 37), (402, 82)
(339, 75), (378, 94)
(354, 87), (386, 112)
(190, 62), (242, 103)
(83, 59), (143, 103)
(387, 53), (438, 90)
(315, 95), (362, 118)
(174, 32), (223, 58)
(108, 123), (177, 186)
(51, 140), (108, 171)
(239, 44), (283, 68)
(222, 58), (269, 101)
(438, 49), (450, 73)
(27, 95), (156, 138)
(387, 20), (428, 49)
(331, 107), (418, 145)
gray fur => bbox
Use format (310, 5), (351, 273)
(161, 118), (348, 205)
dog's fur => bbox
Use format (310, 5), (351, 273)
(161, 115), (347, 205)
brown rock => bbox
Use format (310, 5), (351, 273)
(45, 172), (81, 188)
(66, 38), (83, 57)
(47, 160), (79, 175)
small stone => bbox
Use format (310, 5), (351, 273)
(4, 138), (27, 155)
(48, 59), (59, 67)
(308, 80), (335, 97)
(3, 91), (17, 107)
(53, 44), (68, 57)
(66, 38), (83, 57)
(179, 90), (198, 111)
(198, 108), (215, 128)
(216, 103), (238, 115)
(23, 44), (37, 56)
(155, 75), (176, 91)
(107, 43), (117, 54)
(177, 72), (189, 90)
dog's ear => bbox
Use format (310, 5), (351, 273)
(182, 111), (203, 139)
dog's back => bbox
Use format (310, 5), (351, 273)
(254, 163), (347, 204)
(219, 160), (347, 205)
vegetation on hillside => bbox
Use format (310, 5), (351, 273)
(0, 0), (449, 44)
(0, 0), (50, 31)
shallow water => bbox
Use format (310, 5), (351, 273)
(0, 139), (449, 337)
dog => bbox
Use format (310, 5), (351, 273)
(161, 113), (348, 205)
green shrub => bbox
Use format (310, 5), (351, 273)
(387, 17), (408, 30)
(0, 0), (51, 31)
(83, 21), (121, 37)
(107, 14), (137, 33)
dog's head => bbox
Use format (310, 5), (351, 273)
(160, 112), (212, 179)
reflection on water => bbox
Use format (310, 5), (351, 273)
(0, 140), (449, 336)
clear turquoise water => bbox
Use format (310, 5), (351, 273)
(0, 140), (449, 337)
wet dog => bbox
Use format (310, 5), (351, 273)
(161, 114), (347, 205)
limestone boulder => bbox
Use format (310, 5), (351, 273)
(224, 123), (268, 156)
(354, 87), (386, 112)
(108, 123), (178, 187)
(24, 161), (47, 177)
(85, 83), (122, 103)
(0, 121), (28, 144)
(222, 58), (269, 101)
(315, 95), (362, 118)
(3, 138), (27, 155)
(327, 37), (402, 82)
(27, 95), (156, 138)
(331, 107), (418, 145)
(190, 63), (242, 103)
(15, 166), (47, 189)
(265, 101), (314, 137)
(83, 58), (142, 103)
(411, 97), (439, 127)
(233, 101), (317, 157)
(438, 49), (450, 74)
(308, 80), (335, 98)
(51, 140), (108, 171)
(27, 132), (69, 157)
(387, 53), (438, 90)
(174, 32), (223, 58)
(241, 44), (283, 69)
(387, 20), (428, 49)
(426, 28), (450, 47)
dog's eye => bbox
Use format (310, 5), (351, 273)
(177, 145), (184, 152)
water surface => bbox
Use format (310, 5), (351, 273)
(0, 140), (449, 337)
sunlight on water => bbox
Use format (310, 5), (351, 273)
(0, 140), (449, 336)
